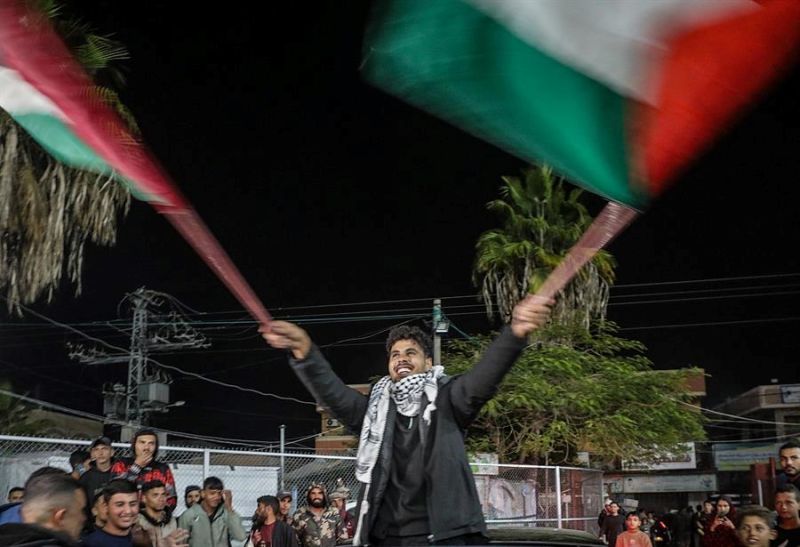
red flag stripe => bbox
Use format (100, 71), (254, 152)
(0, 0), (272, 327)
(642, 0), (800, 192)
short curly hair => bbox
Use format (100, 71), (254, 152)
(385, 325), (432, 357)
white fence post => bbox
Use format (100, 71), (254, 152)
(203, 448), (210, 480)
(555, 465), (563, 529)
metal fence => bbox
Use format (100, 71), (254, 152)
(0, 434), (601, 533)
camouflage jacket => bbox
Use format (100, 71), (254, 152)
(291, 506), (346, 547)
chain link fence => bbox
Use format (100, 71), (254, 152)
(0, 434), (600, 533)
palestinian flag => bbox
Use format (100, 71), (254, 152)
(0, 0), (271, 324)
(364, 0), (800, 209)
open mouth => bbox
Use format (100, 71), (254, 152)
(395, 364), (414, 377)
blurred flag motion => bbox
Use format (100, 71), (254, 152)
(364, 0), (800, 295)
(364, 0), (800, 209)
(0, 0), (271, 325)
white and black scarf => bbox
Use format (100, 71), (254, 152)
(352, 366), (445, 545)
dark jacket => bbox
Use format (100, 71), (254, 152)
(110, 458), (176, 510)
(244, 520), (299, 547)
(0, 523), (80, 547)
(289, 327), (526, 545)
(79, 462), (115, 501)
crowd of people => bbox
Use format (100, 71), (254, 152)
(0, 429), (358, 547)
(597, 489), (800, 547)
(595, 440), (800, 547)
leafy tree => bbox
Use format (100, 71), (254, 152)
(473, 165), (615, 329)
(0, 0), (134, 312)
(445, 322), (705, 465)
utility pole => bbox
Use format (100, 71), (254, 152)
(432, 299), (442, 367)
(70, 287), (209, 429)
(431, 298), (451, 367)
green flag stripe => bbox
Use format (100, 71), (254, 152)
(365, 0), (645, 207)
(12, 112), (155, 202)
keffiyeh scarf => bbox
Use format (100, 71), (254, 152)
(355, 365), (445, 484)
(352, 366), (445, 545)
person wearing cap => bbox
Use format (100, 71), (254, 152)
(79, 437), (116, 504)
(184, 486), (201, 511)
(276, 491), (293, 526)
(328, 481), (354, 540)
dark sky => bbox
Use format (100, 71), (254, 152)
(2, 1), (799, 447)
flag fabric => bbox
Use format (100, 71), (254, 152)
(0, 0), (271, 325)
(364, 0), (800, 209)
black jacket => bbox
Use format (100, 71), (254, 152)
(244, 520), (298, 547)
(0, 523), (80, 547)
(289, 327), (526, 545)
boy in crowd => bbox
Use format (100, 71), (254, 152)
(138, 481), (178, 547)
(84, 479), (140, 547)
(178, 477), (246, 547)
(735, 506), (776, 547)
(775, 485), (800, 547)
(615, 511), (652, 547)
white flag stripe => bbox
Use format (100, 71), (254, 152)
(0, 65), (68, 119)
(465, 0), (756, 105)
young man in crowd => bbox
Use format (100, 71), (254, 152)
(328, 483), (354, 540)
(80, 437), (116, 501)
(775, 484), (800, 547)
(0, 487), (24, 525)
(277, 491), (293, 526)
(601, 501), (625, 547)
(246, 495), (298, 547)
(778, 439), (800, 489)
(7, 487), (24, 503)
(138, 481), (179, 547)
(615, 512), (652, 547)
(0, 469), (86, 547)
(735, 505), (776, 547)
(291, 484), (345, 547)
(111, 429), (177, 512)
(263, 294), (553, 545)
(183, 486), (201, 512)
(178, 477), (246, 547)
(84, 479), (141, 547)
(85, 489), (109, 536)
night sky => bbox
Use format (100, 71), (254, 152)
(2, 1), (799, 447)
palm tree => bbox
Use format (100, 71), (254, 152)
(473, 165), (616, 329)
(0, 1), (133, 312)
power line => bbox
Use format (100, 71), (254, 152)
(618, 316), (800, 332)
(676, 400), (800, 427)
(0, 295), (317, 407)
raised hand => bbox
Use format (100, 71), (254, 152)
(510, 295), (554, 338)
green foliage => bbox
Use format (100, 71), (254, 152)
(474, 165), (616, 329)
(445, 323), (706, 465)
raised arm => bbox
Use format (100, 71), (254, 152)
(449, 295), (552, 427)
(262, 321), (369, 433)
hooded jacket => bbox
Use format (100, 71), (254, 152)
(288, 327), (527, 545)
(138, 509), (178, 547)
(177, 501), (246, 547)
(290, 484), (346, 547)
(110, 430), (176, 510)
(0, 522), (80, 547)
